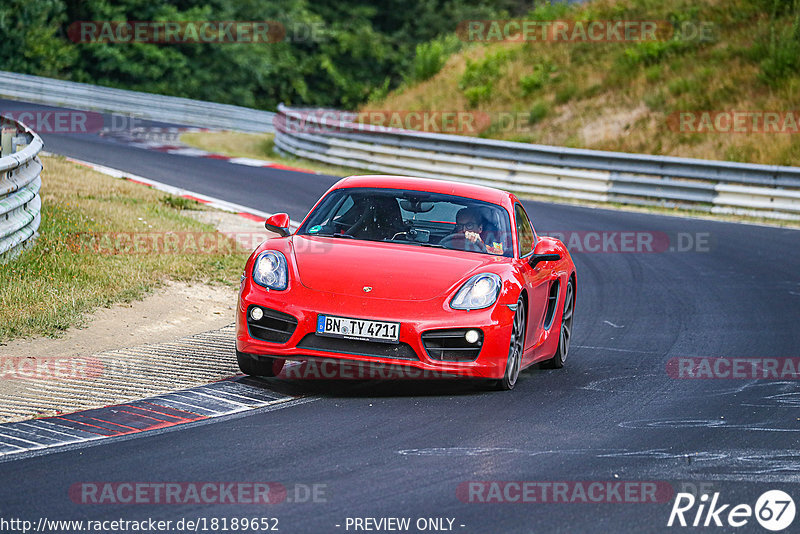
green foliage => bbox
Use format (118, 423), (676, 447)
(645, 65), (662, 82)
(0, 0), (520, 110)
(5, 0), (798, 115)
(525, 1), (572, 22)
(460, 60), (498, 106)
(667, 77), (692, 96)
(407, 34), (462, 84)
(622, 39), (693, 67)
(643, 90), (667, 111)
(0, 0), (75, 76)
(618, 6), (708, 72)
(724, 143), (759, 163)
(529, 101), (549, 124)
(755, 0), (800, 86)
(367, 77), (392, 103)
(461, 85), (492, 107)
(554, 83), (577, 104)
(160, 195), (200, 210)
(459, 47), (514, 107)
(519, 61), (556, 96)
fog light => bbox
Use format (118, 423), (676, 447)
(250, 307), (264, 321)
(465, 329), (480, 344)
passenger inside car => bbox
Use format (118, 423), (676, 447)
(477, 208), (506, 256)
(346, 196), (407, 241)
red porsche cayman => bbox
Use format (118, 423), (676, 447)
(235, 175), (576, 390)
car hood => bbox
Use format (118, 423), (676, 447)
(291, 235), (493, 300)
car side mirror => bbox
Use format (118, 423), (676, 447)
(528, 239), (560, 267)
(265, 213), (291, 237)
(528, 253), (560, 268)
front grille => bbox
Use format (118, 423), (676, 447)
(297, 334), (419, 360)
(247, 306), (298, 343)
(422, 329), (483, 362)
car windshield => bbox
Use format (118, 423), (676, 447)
(297, 188), (513, 257)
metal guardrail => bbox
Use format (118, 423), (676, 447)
(274, 105), (800, 220)
(0, 115), (43, 262)
(0, 71), (275, 133)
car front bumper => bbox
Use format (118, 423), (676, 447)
(235, 280), (515, 379)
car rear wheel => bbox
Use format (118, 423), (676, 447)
(542, 278), (574, 369)
(236, 350), (284, 377)
(492, 297), (525, 390)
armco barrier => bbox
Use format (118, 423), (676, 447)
(0, 115), (43, 262)
(273, 105), (800, 220)
(0, 71), (275, 133)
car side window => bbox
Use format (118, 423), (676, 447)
(515, 204), (534, 257)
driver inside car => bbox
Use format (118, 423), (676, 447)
(454, 207), (485, 246)
(446, 207), (505, 255)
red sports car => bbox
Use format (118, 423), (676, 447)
(236, 175), (576, 390)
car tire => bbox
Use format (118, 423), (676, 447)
(236, 350), (284, 377)
(542, 278), (574, 370)
(492, 297), (525, 391)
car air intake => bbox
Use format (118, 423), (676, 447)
(297, 334), (419, 360)
(543, 280), (560, 330)
(247, 306), (298, 343)
(422, 329), (483, 362)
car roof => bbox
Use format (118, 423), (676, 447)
(335, 175), (514, 207)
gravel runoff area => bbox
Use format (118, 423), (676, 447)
(0, 322), (239, 423)
(0, 211), (277, 423)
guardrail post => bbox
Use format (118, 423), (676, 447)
(0, 126), (14, 157)
(0, 117), (44, 262)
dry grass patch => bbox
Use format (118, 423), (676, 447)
(369, 0), (800, 165)
(180, 131), (274, 160)
(180, 131), (361, 176)
(0, 156), (247, 340)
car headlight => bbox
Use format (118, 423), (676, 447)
(252, 251), (288, 290)
(450, 273), (501, 310)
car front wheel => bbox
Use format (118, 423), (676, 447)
(493, 297), (525, 390)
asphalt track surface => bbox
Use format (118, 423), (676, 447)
(1, 99), (799, 533)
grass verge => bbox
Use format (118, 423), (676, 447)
(0, 155), (248, 341)
(179, 131), (363, 177)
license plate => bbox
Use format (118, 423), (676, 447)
(316, 314), (400, 344)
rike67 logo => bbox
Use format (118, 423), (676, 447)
(668, 490), (795, 531)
